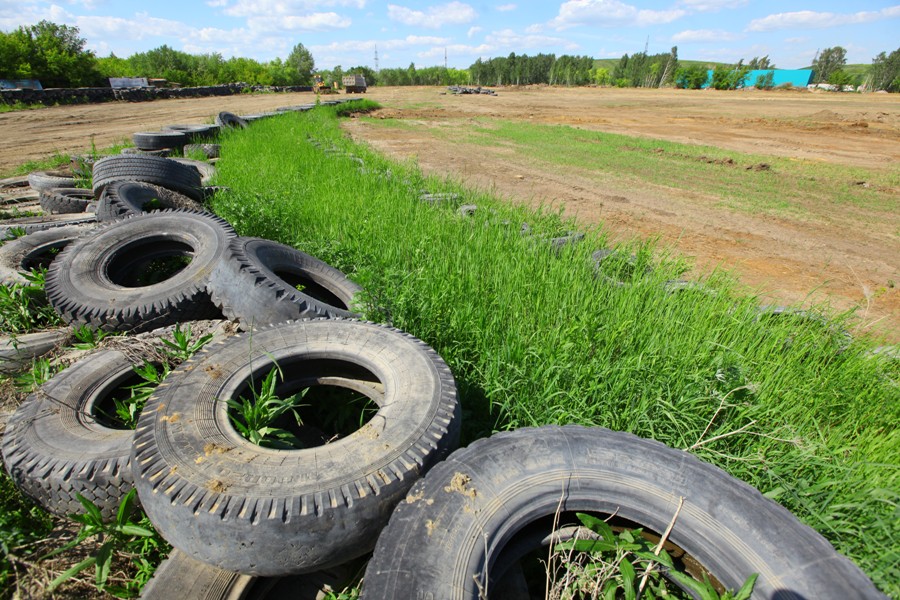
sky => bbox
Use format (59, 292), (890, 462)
(2, 1), (898, 71)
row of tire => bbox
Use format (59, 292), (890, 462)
(0, 103), (886, 599)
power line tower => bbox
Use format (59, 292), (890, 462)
(444, 47), (448, 69)
(374, 44), (379, 72)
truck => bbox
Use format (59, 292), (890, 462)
(342, 74), (367, 94)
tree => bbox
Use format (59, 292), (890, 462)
(710, 61), (749, 90)
(812, 46), (846, 84)
(674, 64), (709, 89)
(869, 48), (900, 92)
(0, 20), (101, 87)
(285, 43), (315, 85)
(747, 55), (774, 70)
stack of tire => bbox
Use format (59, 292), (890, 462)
(1, 106), (887, 599)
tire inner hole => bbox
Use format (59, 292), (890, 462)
(89, 365), (161, 430)
(105, 239), (194, 287)
(274, 268), (347, 309)
(229, 358), (382, 450)
(489, 511), (721, 599)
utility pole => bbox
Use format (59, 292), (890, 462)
(374, 44), (379, 72)
(444, 47), (448, 70)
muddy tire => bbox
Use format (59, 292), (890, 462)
(1, 350), (149, 520)
(133, 131), (190, 151)
(0, 328), (70, 374)
(132, 319), (460, 576)
(0, 224), (94, 286)
(361, 425), (884, 600)
(215, 111), (248, 129)
(183, 143), (220, 159)
(170, 158), (216, 184)
(27, 170), (74, 192)
(92, 155), (203, 201)
(45, 210), (233, 333)
(96, 181), (206, 222)
(209, 237), (361, 330)
(38, 187), (93, 214)
(140, 550), (360, 600)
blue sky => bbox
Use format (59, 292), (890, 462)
(3, 1), (898, 70)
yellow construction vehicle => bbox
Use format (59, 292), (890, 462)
(313, 74), (337, 94)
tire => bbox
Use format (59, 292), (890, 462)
(45, 210), (234, 333)
(162, 124), (220, 141)
(132, 319), (460, 576)
(170, 158), (216, 184)
(133, 131), (190, 151)
(121, 147), (172, 157)
(209, 237), (362, 330)
(361, 425), (884, 600)
(27, 170), (75, 192)
(92, 155), (203, 201)
(0, 224), (94, 286)
(140, 550), (360, 600)
(38, 187), (93, 214)
(1, 350), (148, 520)
(0, 214), (98, 241)
(0, 328), (70, 374)
(215, 111), (248, 129)
(96, 181), (205, 222)
(183, 143), (220, 159)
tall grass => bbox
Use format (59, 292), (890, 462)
(211, 103), (899, 597)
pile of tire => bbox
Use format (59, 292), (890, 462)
(0, 102), (887, 599)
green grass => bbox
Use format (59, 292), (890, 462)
(0, 139), (133, 180)
(210, 103), (899, 597)
(0, 101), (47, 114)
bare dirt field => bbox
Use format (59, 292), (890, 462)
(1, 86), (898, 340)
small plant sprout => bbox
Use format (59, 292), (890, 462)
(71, 325), (115, 350)
(42, 489), (166, 596)
(226, 365), (309, 449)
(160, 323), (214, 362)
(13, 357), (55, 392)
(112, 361), (171, 430)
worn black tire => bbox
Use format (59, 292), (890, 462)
(0, 224), (94, 286)
(0, 214), (98, 240)
(92, 155), (203, 201)
(162, 124), (220, 141)
(96, 181), (205, 222)
(0, 328), (70, 374)
(133, 131), (190, 151)
(132, 319), (460, 576)
(38, 187), (93, 214)
(1, 350), (148, 520)
(183, 143), (220, 159)
(362, 425), (885, 600)
(45, 210), (233, 333)
(27, 170), (74, 192)
(121, 147), (172, 157)
(215, 111), (248, 129)
(170, 158), (216, 184)
(140, 550), (360, 600)
(209, 237), (361, 330)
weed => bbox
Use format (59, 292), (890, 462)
(548, 513), (757, 600)
(112, 362), (170, 430)
(70, 325), (116, 350)
(13, 357), (55, 392)
(0, 470), (55, 593)
(41, 489), (169, 597)
(0, 269), (62, 334)
(160, 322), (214, 362)
(225, 365), (309, 449)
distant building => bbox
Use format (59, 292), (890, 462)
(702, 69), (813, 89)
(0, 79), (43, 90)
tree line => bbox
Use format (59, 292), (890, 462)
(1, 20), (898, 93)
(0, 20), (316, 87)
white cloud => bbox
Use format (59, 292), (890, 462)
(206, 0), (228, 6)
(496, 3), (516, 11)
(223, 0), (366, 18)
(546, 0), (685, 30)
(67, 0), (107, 9)
(671, 29), (741, 43)
(486, 28), (579, 51)
(747, 6), (900, 32)
(417, 43), (492, 59)
(387, 1), (477, 28)
(676, 0), (746, 12)
(247, 12), (352, 32)
(467, 26), (482, 38)
(311, 34), (450, 54)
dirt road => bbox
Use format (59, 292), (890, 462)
(1, 86), (898, 340)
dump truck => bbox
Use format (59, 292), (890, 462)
(342, 74), (367, 94)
